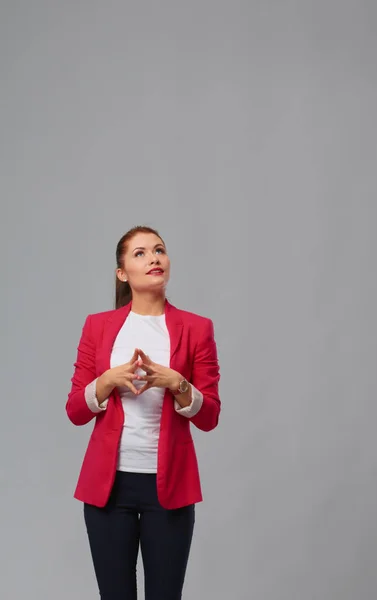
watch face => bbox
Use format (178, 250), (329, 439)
(179, 379), (189, 393)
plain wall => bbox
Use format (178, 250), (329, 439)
(1, 1), (377, 598)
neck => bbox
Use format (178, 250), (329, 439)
(131, 292), (166, 316)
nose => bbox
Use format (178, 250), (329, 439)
(149, 253), (160, 264)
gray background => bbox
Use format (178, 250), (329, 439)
(1, 1), (377, 599)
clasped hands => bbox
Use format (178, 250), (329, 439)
(105, 348), (182, 396)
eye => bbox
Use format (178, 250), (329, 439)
(135, 250), (144, 257)
(156, 247), (165, 254)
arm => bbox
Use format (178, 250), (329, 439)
(175, 319), (221, 431)
(66, 315), (112, 426)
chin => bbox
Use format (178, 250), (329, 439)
(144, 281), (167, 293)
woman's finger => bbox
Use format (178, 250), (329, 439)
(130, 348), (139, 363)
(137, 374), (153, 382)
(137, 349), (152, 364)
(123, 359), (138, 374)
(138, 361), (153, 373)
(138, 382), (151, 394)
(126, 380), (139, 395)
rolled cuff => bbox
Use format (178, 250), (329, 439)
(174, 384), (203, 418)
(84, 378), (109, 413)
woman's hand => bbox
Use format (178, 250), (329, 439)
(104, 348), (140, 395)
(135, 349), (181, 394)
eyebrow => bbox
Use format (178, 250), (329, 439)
(132, 243), (165, 252)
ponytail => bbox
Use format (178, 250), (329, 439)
(115, 276), (132, 309)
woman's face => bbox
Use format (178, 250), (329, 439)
(117, 232), (170, 294)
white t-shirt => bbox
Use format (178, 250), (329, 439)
(110, 311), (170, 473)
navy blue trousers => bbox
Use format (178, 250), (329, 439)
(84, 471), (195, 600)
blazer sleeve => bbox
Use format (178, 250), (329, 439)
(188, 318), (221, 432)
(66, 315), (100, 426)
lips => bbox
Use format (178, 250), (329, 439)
(146, 268), (164, 275)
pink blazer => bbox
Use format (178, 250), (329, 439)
(66, 300), (221, 509)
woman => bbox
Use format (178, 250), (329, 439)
(66, 225), (221, 600)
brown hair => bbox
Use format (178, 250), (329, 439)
(115, 225), (165, 309)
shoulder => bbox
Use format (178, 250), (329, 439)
(83, 307), (122, 332)
(172, 305), (214, 333)
(87, 308), (119, 323)
(178, 308), (212, 324)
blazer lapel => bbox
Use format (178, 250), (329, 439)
(98, 303), (132, 374)
(165, 300), (183, 367)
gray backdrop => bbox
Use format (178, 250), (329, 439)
(1, 1), (377, 599)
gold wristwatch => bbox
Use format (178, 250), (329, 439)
(169, 378), (190, 395)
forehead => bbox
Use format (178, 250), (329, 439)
(127, 232), (164, 250)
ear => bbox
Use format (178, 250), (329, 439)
(116, 267), (127, 282)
